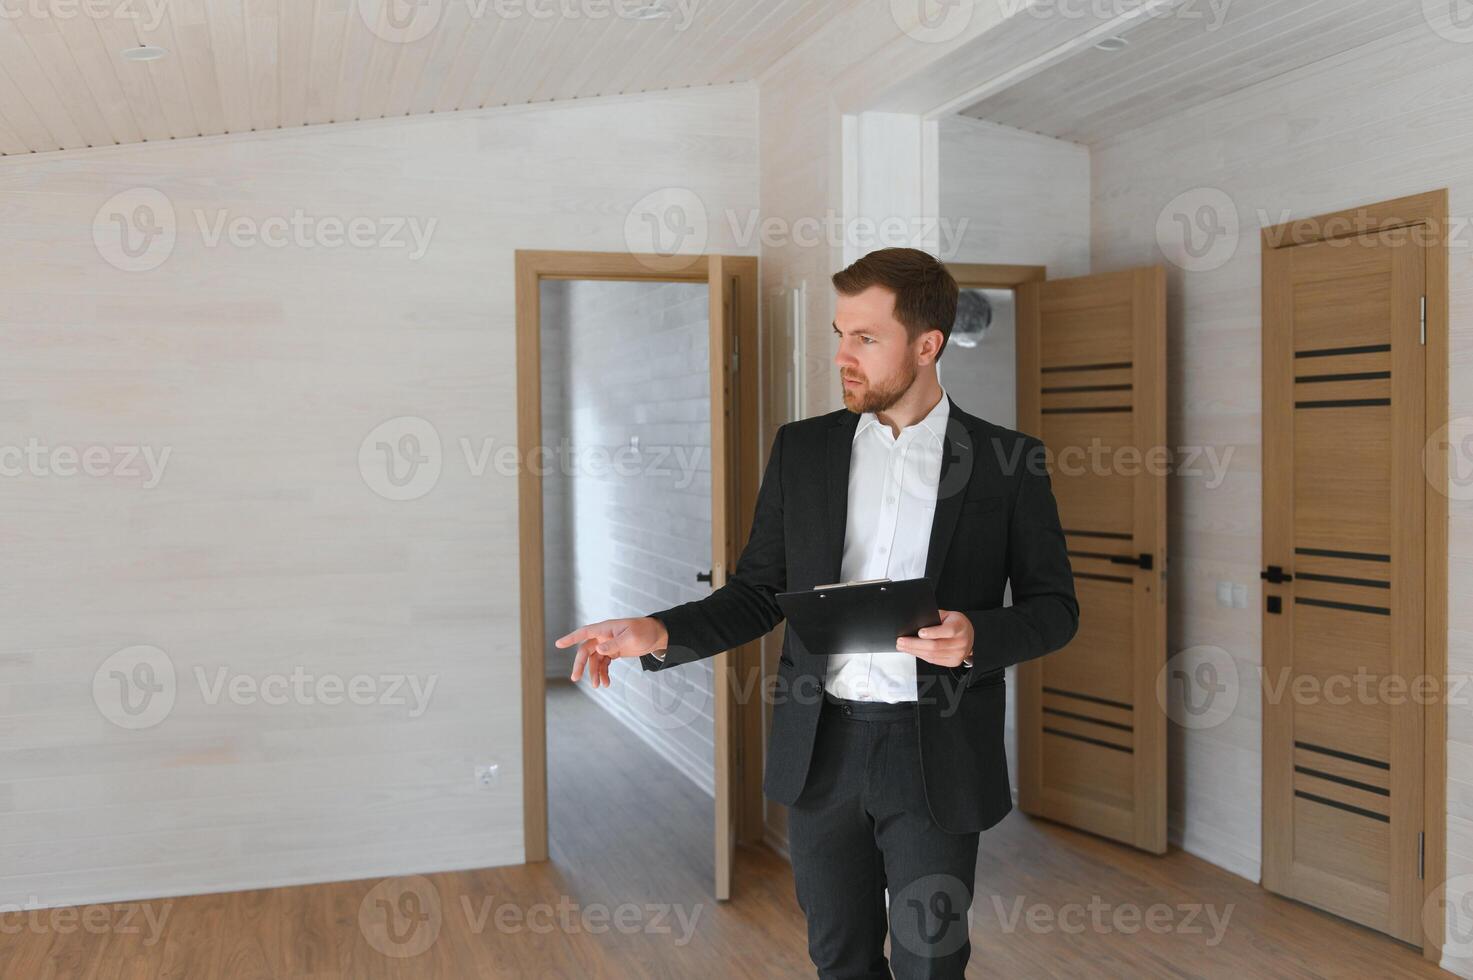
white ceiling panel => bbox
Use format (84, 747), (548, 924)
(957, 0), (1433, 146)
(0, 0), (853, 156)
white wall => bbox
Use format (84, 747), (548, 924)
(1088, 23), (1473, 972)
(540, 278), (718, 794)
(937, 115), (1090, 277)
(0, 84), (759, 910)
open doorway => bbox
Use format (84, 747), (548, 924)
(516, 250), (763, 899)
(938, 286), (1018, 429)
(537, 275), (718, 876)
(539, 275), (715, 754)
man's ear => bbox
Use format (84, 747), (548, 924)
(920, 328), (945, 365)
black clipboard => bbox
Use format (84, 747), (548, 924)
(775, 577), (941, 658)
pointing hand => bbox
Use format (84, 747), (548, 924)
(555, 617), (670, 688)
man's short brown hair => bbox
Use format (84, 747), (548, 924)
(831, 247), (959, 357)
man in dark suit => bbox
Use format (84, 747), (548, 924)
(556, 247), (1079, 979)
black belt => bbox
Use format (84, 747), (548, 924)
(823, 690), (917, 722)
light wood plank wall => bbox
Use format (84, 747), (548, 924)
(0, 84), (758, 910)
(1087, 23), (1473, 973)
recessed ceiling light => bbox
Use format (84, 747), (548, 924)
(120, 45), (168, 63)
(1094, 36), (1129, 52)
(630, 2), (670, 20)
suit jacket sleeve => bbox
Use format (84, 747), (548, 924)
(961, 436), (1079, 681)
(639, 424), (788, 672)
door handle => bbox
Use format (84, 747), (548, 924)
(1260, 565), (1293, 584)
(696, 569), (713, 584)
(1109, 553), (1153, 570)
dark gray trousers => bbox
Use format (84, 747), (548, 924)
(787, 692), (981, 979)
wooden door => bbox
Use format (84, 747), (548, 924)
(707, 255), (758, 900)
(515, 249), (763, 899)
(1260, 202), (1431, 943)
(1015, 266), (1168, 854)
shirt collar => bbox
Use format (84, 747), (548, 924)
(854, 385), (951, 444)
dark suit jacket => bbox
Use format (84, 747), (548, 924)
(640, 395), (1080, 834)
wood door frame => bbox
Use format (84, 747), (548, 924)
(1259, 189), (1449, 960)
(947, 262), (1048, 291)
(943, 264), (1049, 345)
(942, 264), (1049, 437)
(942, 262), (1048, 442)
(514, 249), (762, 866)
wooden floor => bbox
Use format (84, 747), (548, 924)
(0, 679), (1451, 978)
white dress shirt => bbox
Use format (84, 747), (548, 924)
(823, 387), (950, 702)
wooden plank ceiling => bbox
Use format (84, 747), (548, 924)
(0, 0), (847, 156)
(957, 0), (1431, 146)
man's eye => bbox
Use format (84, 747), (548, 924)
(861, 336), (874, 344)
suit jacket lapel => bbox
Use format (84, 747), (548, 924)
(919, 399), (974, 682)
(824, 410), (860, 585)
(924, 399), (972, 584)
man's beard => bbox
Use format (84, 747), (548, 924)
(841, 359), (917, 414)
